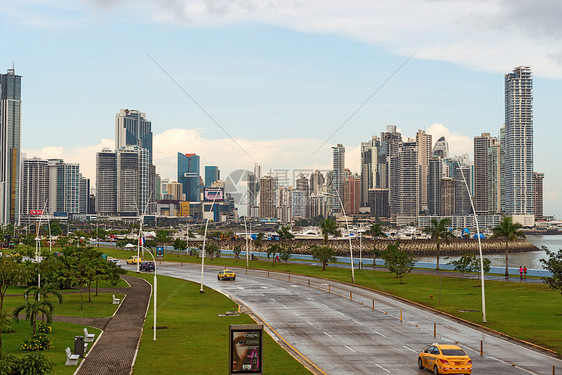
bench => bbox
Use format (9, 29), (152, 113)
(112, 295), (121, 305)
(65, 347), (80, 366)
(84, 328), (95, 343)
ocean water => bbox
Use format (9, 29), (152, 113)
(415, 234), (562, 270)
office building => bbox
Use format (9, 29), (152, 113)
(115, 109), (153, 163)
(331, 144), (345, 213)
(533, 172), (544, 220)
(178, 153), (200, 202)
(487, 139), (502, 214)
(117, 146), (149, 216)
(433, 136), (449, 159)
(360, 137), (380, 207)
(368, 188), (390, 219)
(205, 166), (220, 188)
(20, 158), (49, 222)
(416, 130), (432, 214)
(248, 163), (261, 218)
(474, 133), (493, 214)
(259, 175), (277, 219)
(166, 182), (184, 201)
(96, 149), (117, 216)
(79, 175), (90, 215)
(0, 69), (22, 225)
(504, 66), (534, 215)
(428, 158), (443, 216)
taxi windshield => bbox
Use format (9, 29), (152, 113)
(441, 349), (466, 356)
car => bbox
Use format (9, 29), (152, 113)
(139, 261), (155, 272)
(418, 343), (472, 374)
(217, 269), (236, 281)
(126, 256), (141, 264)
(108, 258), (122, 267)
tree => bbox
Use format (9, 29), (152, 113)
(540, 247), (562, 314)
(448, 254), (475, 278)
(267, 244), (282, 266)
(423, 217), (454, 270)
(381, 242), (414, 284)
(233, 245), (242, 261)
(0, 311), (11, 349)
(365, 223), (387, 259)
(49, 221), (62, 237)
(173, 238), (187, 254)
(279, 246), (293, 263)
(311, 246), (336, 271)
(12, 299), (54, 335)
(25, 283), (63, 306)
(319, 218), (341, 244)
(254, 233), (264, 250)
(493, 216), (525, 278)
(205, 243), (220, 260)
(277, 225), (294, 241)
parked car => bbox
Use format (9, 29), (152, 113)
(126, 256), (141, 264)
(139, 261), (155, 272)
(217, 269), (236, 281)
(418, 343), (472, 374)
(108, 258), (122, 267)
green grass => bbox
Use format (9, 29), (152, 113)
(131, 272), (312, 375)
(2, 320), (101, 375)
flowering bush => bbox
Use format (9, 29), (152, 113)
(36, 321), (52, 334)
(20, 333), (54, 351)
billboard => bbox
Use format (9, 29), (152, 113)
(29, 210), (44, 215)
(229, 325), (263, 374)
(204, 187), (224, 202)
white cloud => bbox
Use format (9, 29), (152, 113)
(427, 123), (473, 158)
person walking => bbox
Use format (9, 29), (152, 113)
(519, 266), (524, 281)
(523, 266), (527, 281)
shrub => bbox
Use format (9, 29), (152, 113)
(16, 352), (54, 375)
(0, 349), (18, 375)
(35, 321), (52, 334)
(20, 333), (54, 351)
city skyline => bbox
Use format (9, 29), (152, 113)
(3, 1), (562, 218)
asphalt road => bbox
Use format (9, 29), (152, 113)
(125, 262), (562, 374)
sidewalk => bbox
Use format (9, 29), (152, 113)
(75, 275), (151, 375)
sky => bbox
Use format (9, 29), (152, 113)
(2, 0), (562, 218)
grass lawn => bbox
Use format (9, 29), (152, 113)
(131, 272), (312, 375)
(2, 320), (101, 375)
(3, 291), (123, 318)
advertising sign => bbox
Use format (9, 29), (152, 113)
(156, 247), (164, 256)
(204, 187), (224, 202)
(229, 325), (263, 375)
(29, 210), (44, 215)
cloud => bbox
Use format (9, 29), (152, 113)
(427, 123), (474, 158)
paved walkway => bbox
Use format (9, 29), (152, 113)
(75, 275), (151, 375)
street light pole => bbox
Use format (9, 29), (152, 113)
(200, 190), (220, 293)
(143, 248), (157, 341)
(458, 167), (487, 323)
(325, 190), (355, 283)
(244, 216), (249, 269)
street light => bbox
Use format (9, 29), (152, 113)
(324, 191), (355, 283)
(143, 248), (158, 341)
(244, 216), (249, 269)
(457, 167), (487, 323)
(200, 190), (220, 293)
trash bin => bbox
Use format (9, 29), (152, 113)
(74, 336), (85, 358)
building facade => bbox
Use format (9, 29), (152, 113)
(178, 153), (200, 202)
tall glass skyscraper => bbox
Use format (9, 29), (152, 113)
(331, 144), (345, 213)
(204, 166), (220, 187)
(504, 66), (534, 215)
(178, 153), (200, 202)
(0, 69), (22, 225)
(115, 109), (153, 163)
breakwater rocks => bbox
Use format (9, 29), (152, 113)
(212, 238), (539, 257)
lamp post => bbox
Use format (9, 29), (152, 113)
(200, 189), (220, 293)
(457, 167), (487, 323)
(143, 248), (158, 341)
(244, 216), (249, 269)
(324, 191), (355, 283)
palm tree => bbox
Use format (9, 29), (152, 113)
(25, 283), (63, 305)
(311, 246), (336, 271)
(423, 217), (455, 270)
(276, 225), (294, 240)
(365, 223), (387, 260)
(319, 218), (341, 245)
(493, 216), (525, 278)
(12, 299), (54, 335)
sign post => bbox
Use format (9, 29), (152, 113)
(229, 324), (263, 375)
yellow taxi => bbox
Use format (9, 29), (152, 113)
(217, 269), (236, 281)
(126, 256), (141, 264)
(418, 344), (472, 374)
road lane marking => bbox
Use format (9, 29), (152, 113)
(353, 320), (363, 326)
(375, 363), (391, 373)
(345, 345), (356, 352)
(292, 311), (299, 316)
(270, 298), (276, 302)
(307, 321), (314, 325)
(324, 332), (333, 337)
(403, 345), (417, 353)
(372, 330), (386, 337)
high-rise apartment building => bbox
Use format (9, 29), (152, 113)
(248, 163), (261, 218)
(504, 66), (534, 215)
(433, 136), (449, 159)
(96, 149), (117, 216)
(416, 130), (432, 214)
(331, 144), (345, 213)
(205, 166), (220, 188)
(166, 182), (184, 201)
(47, 159), (80, 215)
(343, 173), (361, 215)
(259, 175), (277, 219)
(178, 153), (200, 202)
(474, 133), (493, 214)
(117, 146), (149, 216)
(428, 158), (443, 216)
(533, 172), (544, 220)
(115, 109), (153, 163)
(0, 69), (22, 225)
(309, 170), (325, 195)
(360, 137), (380, 207)
(79, 175), (90, 215)
(487, 139), (502, 214)
(21, 158), (49, 222)
(277, 186), (292, 224)
(441, 177), (455, 216)
(397, 141), (419, 219)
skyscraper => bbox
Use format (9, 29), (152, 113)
(474, 133), (493, 214)
(117, 146), (149, 216)
(360, 137), (379, 207)
(248, 163), (261, 218)
(487, 138), (502, 214)
(259, 175), (277, 219)
(432, 136), (449, 159)
(331, 144), (345, 213)
(0, 69), (22, 225)
(416, 130), (432, 214)
(205, 166), (220, 188)
(533, 172), (544, 220)
(21, 158), (49, 223)
(178, 153), (200, 202)
(504, 66), (534, 215)
(115, 109), (153, 163)
(96, 149), (117, 216)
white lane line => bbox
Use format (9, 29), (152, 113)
(324, 332), (333, 338)
(403, 345), (417, 354)
(353, 320), (363, 326)
(270, 298), (276, 302)
(291, 311), (299, 316)
(307, 321), (314, 325)
(375, 363), (391, 373)
(372, 330), (386, 337)
(336, 311), (345, 316)
(345, 345), (356, 353)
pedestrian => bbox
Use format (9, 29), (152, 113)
(276, 255), (280, 263)
(523, 266), (527, 281)
(519, 266), (524, 281)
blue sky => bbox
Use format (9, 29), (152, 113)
(2, 0), (562, 218)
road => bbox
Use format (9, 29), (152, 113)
(125, 262), (562, 374)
